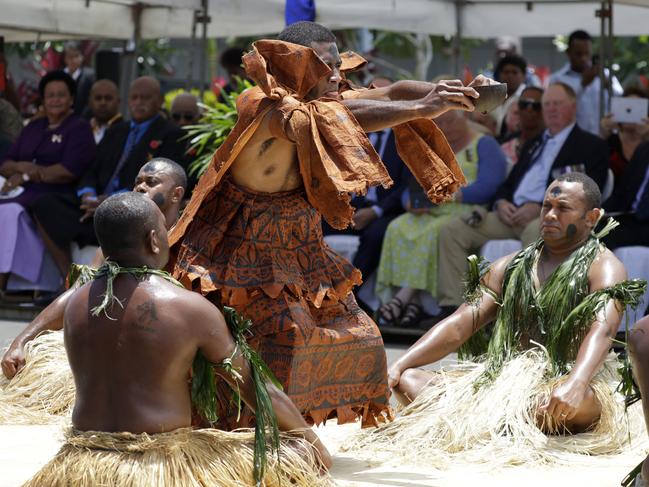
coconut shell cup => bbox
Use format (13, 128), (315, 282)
(473, 83), (508, 113)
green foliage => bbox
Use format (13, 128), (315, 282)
(184, 77), (253, 179)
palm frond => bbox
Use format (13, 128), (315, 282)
(184, 77), (254, 179)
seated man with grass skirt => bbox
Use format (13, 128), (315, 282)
(24, 193), (331, 487)
(347, 172), (646, 466)
(0, 158), (187, 424)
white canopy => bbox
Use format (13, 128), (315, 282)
(1, 0), (649, 41)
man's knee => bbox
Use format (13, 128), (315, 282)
(440, 216), (472, 248)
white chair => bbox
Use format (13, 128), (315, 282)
(480, 239), (522, 263)
(71, 242), (100, 266)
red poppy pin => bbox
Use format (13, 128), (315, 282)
(149, 139), (162, 150)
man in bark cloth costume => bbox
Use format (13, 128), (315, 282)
(346, 173), (647, 466)
(168, 20), (486, 427)
(25, 192), (332, 487)
(0, 159), (187, 423)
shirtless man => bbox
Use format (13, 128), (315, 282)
(629, 315), (649, 483)
(59, 193), (330, 475)
(170, 21), (484, 425)
(389, 173), (629, 432)
(1, 158), (185, 380)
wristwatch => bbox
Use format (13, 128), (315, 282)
(21, 173), (30, 182)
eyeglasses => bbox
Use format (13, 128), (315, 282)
(171, 112), (198, 122)
(518, 99), (542, 111)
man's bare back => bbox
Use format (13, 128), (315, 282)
(65, 274), (234, 433)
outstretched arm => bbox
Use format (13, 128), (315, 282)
(193, 297), (331, 469)
(388, 255), (510, 388)
(541, 252), (626, 422)
(1, 288), (73, 379)
(343, 80), (478, 133)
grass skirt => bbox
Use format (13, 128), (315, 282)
(344, 350), (647, 468)
(0, 330), (72, 424)
(24, 427), (331, 486)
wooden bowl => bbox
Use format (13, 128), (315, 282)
(473, 83), (508, 113)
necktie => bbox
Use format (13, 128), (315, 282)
(103, 124), (142, 194)
(530, 132), (552, 165)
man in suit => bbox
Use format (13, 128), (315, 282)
(323, 127), (410, 281)
(602, 141), (649, 249)
(63, 41), (96, 117)
(436, 82), (608, 310)
(32, 76), (186, 281)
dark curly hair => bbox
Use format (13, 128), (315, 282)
(38, 70), (76, 100)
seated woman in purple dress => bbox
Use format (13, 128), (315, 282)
(0, 71), (95, 295)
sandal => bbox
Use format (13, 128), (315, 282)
(398, 302), (424, 328)
(377, 297), (404, 326)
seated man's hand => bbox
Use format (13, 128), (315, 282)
(511, 202), (540, 227)
(1, 173), (23, 193)
(79, 194), (106, 222)
(352, 207), (378, 230)
(494, 199), (517, 226)
(1, 343), (26, 379)
(539, 378), (588, 423)
(302, 429), (333, 471)
(387, 363), (403, 389)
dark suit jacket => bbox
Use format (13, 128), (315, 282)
(352, 130), (409, 216)
(493, 124), (609, 205)
(604, 140), (649, 213)
(73, 67), (96, 117)
(79, 116), (187, 194)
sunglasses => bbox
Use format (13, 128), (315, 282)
(171, 112), (198, 122)
(518, 99), (542, 111)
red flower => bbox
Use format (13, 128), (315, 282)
(149, 139), (162, 150)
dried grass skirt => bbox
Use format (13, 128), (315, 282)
(344, 350), (647, 468)
(0, 330), (72, 424)
(24, 427), (331, 486)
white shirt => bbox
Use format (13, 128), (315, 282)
(513, 123), (575, 206)
(63, 67), (82, 82)
(493, 83), (525, 134)
(549, 63), (622, 136)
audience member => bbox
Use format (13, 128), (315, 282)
(493, 54), (527, 139)
(220, 47), (248, 96)
(322, 127), (410, 283)
(601, 140), (649, 249)
(62, 41), (96, 117)
(500, 86), (545, 167)
(0, 71), (96, 294)
(32, 76), (186, 282)
(436, 82), (609, 313)
(375, 110), (507, 328)
(170, 92), (200, 127)
(600, 86), (649, 180)
(550, 30), (622, 136)
(88, 79), (122, 144)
